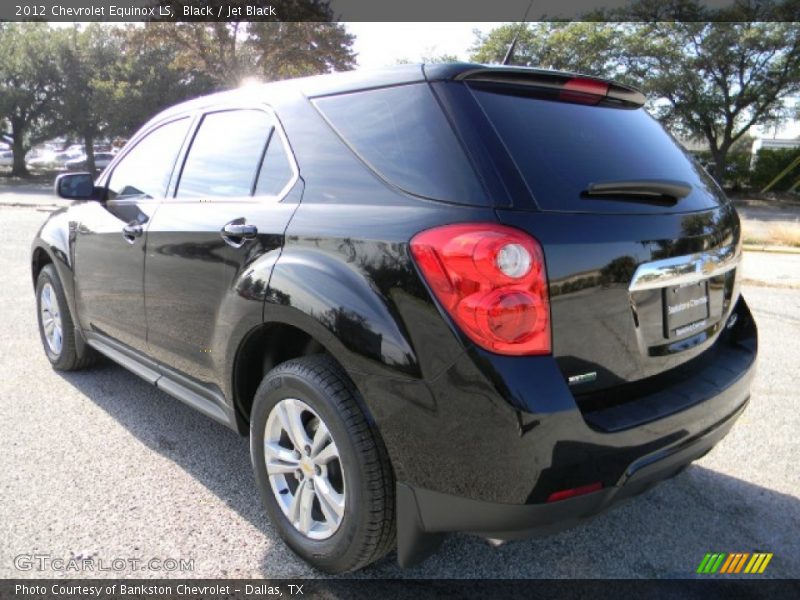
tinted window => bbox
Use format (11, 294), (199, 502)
(470, 85), (725, 213)
(314, 83), (486, 205)
(255, 130), (294, 197)
(177, 110), (272, 198)
(107, 118), (190, 200)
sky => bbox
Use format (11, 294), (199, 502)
(345, 22), (496, 68)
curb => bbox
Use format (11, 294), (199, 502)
(0, 202), (60, 209)
(743, 244), (800, 255)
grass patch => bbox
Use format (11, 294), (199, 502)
(743, 220), (800, 248)
(767, 223), (800, 247)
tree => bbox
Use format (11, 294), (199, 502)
(0, 24), (64, 176)
(470, 22), (622, 77)
(470, 8), (800, 183)
(144, 2), (356, 89)
(108, 26), (218, 136)
(248, 22), (356, 81)
(52, 24), (218, 172)
(622, 21), (800, 182)
(55, 25), (126, 172)
(141, 21), (354, 89)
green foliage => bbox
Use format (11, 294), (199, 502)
(54, 25), (127, 170)
(621, 22), (800, 160)
(0, 17), (355, 176)
(470, 22), (622, 79)
(109, 26), (218, 136)
(0, 23), (64, 175)
(751, 147), (800, 192)
(145, 18), (355, 88)
(248, 22), (356, 81)
(692, 149), (752, 191)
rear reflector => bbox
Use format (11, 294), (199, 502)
(546, 482), (603, 503)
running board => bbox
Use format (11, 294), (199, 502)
(85, 332), (236, 430)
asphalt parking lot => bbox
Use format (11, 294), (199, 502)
(1, 192), (798, 579)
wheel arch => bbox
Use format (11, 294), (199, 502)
(31, 245), (53, 288)
(31, 237), (81, 338)
(231, 316), (373, 436)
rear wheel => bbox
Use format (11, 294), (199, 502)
(35, 264), (97, 371)
(250, 355), (395, 573)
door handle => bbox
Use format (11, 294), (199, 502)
(221, 219), (257, 247)
(122, 222), (143, 243)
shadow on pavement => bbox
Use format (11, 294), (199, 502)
(57, 360), (799, 579)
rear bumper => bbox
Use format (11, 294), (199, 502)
(397, 395), (748, 567)
(388, 296), (756, 567)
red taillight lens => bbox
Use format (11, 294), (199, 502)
(546, 482), (603, 503)
(560, 77), (609, 105)
(410, 223), (551, 355)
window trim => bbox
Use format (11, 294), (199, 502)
(172, 103), (299, 204)
(99, 114), (197, 201)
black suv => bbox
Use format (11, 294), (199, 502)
(32, 64), (757, 573)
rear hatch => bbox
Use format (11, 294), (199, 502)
(453, 70), (741, 392)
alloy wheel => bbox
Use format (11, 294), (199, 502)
(40, 282), (63, 356)
(264, 398), (346, 540)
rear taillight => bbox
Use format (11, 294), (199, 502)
(410, 223), (551, 355)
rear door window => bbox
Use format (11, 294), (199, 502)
(313, 83), (487, 206)
(177, 110), (272, 199)
(469, 84), (725, 213)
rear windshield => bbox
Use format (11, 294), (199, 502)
(469, 84), (725, 213)
(313, 83), (487, 206)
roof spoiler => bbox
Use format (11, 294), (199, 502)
(451, 66), (646, 108)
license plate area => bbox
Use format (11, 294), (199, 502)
(663, 281), (709, 338)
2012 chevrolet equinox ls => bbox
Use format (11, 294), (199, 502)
(31, 63), (757, 573)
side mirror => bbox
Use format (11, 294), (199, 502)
(54, 172), (96, 200)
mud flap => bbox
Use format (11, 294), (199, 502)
(396, 482), (446, 568)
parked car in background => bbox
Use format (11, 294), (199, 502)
(0, 150), (13, 167)
(27, 150), (83, 171)
(31, 64), (757, 573)
(65, 152), (116, 171)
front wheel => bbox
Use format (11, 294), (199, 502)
(250, 355), (395, 573)
(35, 264), (97, 371)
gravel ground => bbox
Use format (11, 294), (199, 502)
(1, 201), (798, 579)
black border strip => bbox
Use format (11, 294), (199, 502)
(3, 0), (800, 22)
(2, 579), (800, 600)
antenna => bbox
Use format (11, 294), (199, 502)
(502, 0), (535, 66)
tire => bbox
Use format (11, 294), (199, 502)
(250, 354), (395, 573)
(35, 264), (97, 371)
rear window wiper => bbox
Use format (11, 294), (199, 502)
(582, 179), (692, 205)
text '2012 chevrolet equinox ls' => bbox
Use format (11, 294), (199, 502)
(32, 63), (757, 573)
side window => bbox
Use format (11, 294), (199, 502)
(176, 110), (273, 199)
(254, 130), (295, 197)
(313, 83), (487, 206)
(107, 118), (190, 200)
